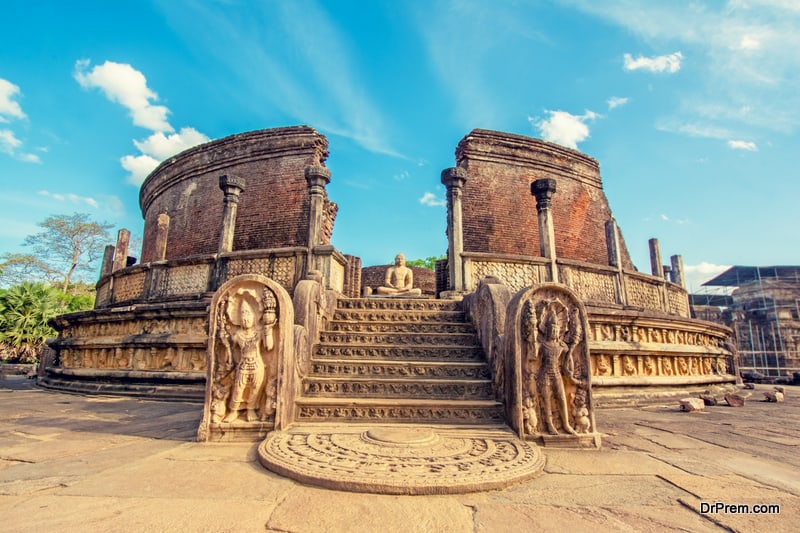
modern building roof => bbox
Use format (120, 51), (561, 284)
(689, 294), (734, 307)
(702, 265), (800, 287)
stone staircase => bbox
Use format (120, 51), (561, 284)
(294, 298), (504, 425)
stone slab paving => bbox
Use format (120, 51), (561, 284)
(1, 376), (798, 532)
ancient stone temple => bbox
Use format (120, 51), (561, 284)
(42, 126), (735, 493)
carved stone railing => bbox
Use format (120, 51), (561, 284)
(461, 253), (690, 318)
(95, 247), (348, 309)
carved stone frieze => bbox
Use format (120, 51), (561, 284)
(309, 362), (491, 379)
(589, 322), (725, 348)
(302, 380), (493, 398)
(113, 270), (146, 302)
(327, 321), (472, 334)
(589, 353), (729, 378)
(560, 267), (617, 305)
(319, 332), (477, 346)
(625, 277), (662, 310)
(157, 264), (210, 296)
(468, 261), (541, 294)
(333, 309), (464, 322)
(296, 405), (504, 422)
(314, 345), (483, 361)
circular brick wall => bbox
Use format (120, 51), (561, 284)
(139, 126), (330, 263)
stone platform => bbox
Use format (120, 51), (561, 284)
(258, 424), (545, 495)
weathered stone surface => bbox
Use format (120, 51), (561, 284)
(764, 390), (785, 402)
(725, 392), (747, 407)
(680, 398), (705, 411)
(699, 392), (718, 406)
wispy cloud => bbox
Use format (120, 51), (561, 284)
(74, 60), (209, 185)
(607, 96), (629, 110)
(529, 110), (599, 149)
(155, 1), (400, 158)
(0, 79), (27, 121)
(565, 0), (800, 134)
(419, 192), (446, 207)
(38, 190), (99, 208)
(728, 139), (758, 151)
(0, 78), (40, 163)
(623, 52), (683, 73)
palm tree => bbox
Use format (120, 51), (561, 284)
(0, 282), (64, 363)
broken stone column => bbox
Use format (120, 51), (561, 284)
(154, 213), (170, 261)
(605, 219), (626, 304)
(670, 254), (685, 288)
(648, 238), (663, 279)
(663, 265), (672, 282)
(100, 245), (115, 277)
(305, 166), (332, 271)
(441, 167), (467, 292)
(218, 175), (246, 254)
(112, 229), (130, 273)
(531, 179), (558, 283)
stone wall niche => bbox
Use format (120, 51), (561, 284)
(198, 274), (296, 442)
(504, 284), (600, 448)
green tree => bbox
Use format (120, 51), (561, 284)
(406, 255), (446, 270)
(11, 212), (113, 293)
(0, 282), (63, 363)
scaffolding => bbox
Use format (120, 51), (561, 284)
(690, 266), (800, 377)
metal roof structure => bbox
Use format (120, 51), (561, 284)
(701, 265), (800, 287)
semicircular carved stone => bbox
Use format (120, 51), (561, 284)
(198, 274), (295, 442)
(504, 283), (600, 448)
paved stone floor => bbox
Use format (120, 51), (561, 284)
(1, 376), (797, 532)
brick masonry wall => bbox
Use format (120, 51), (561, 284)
(139, 126), (331, 263)
(455, 129), (634, 270)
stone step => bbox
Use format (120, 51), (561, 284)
(318, 331), (478, 346)
(314, 344), (485, 361)
(301, 377), (494, 399)
(326, 320), (474, 335)
(332, 308), (466, 323)
(308, 360), (491, 380)
(294, 397), (505, 425)
(337, 298), (463, 312)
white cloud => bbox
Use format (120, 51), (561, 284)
(684, 262), (732, 291)
(74, 59), (173, 132)
(623, 51), (683, 73)
(132, 128), (209, 160)
(38, 190), (99, 208)
(607, 96), (629, 110)
(737, 35), (761, 51)
(0, 129), (22, 153)
(393, 170), (410, 181)
(419, 192), (446, 207)
(121, 154), (161, 186)
(660, 214), (669, 221)
(0, 78), (27, 121)
(529, 110), (599, 149)
(728, 139), (758, 151)
(75, 59), (209, 185)
(655, 119), (732, 139)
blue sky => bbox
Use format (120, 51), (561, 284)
(1, 0), (798, 291)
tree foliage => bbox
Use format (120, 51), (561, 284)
(2, 212), (113, 292)
(406, 255), (446, 270)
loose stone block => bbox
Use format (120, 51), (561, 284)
(724, 392), (747, 407)
(699, 393), (717, 406)
(763, 391), (784, 403)
(680, 398), (705, 412)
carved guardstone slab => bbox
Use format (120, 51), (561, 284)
(198, 274), (295, 442)
(504, 283), (600, 448)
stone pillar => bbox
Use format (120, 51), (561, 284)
(112, 229), (130, 273)
(441, 167), (467, 292)
(100, 245), (115, 277)
(531, 179), (558, 283)
(663, 265), (672, 282)
(218, 175), (246, 254)
(305, 166), (332, 271)
(605, 219), (626, 304)
(670, 254), (686, 288)
(154, 213), (170, 261)
(648, 238), (663, 279)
